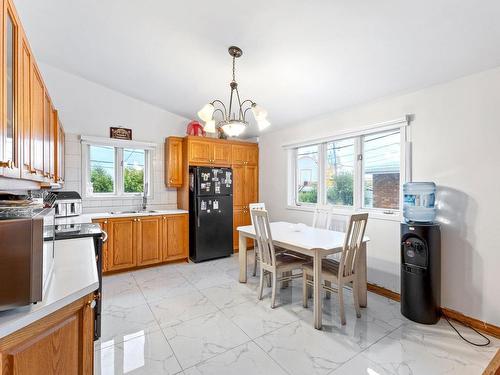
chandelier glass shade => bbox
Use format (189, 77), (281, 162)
(197, 46), (270, 137)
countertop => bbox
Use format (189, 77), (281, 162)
(0, 238), (99, 339)
(55, 209), (189, 224)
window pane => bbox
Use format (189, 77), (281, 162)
(296, 145), (319, 204)
(363, 130), (400, 209)
(123, 149), (145, 193)
(89, 146), (115, 193)
(326, 138), (354, 206)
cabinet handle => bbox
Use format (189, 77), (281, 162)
(138, 219), (141, 222)
(133, 218), (137, 222)
(104, 220), (108, 224)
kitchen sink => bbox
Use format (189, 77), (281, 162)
(110, 210), (159, 215)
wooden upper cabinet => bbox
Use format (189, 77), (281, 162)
(108, 217), (136, 271)
(188, 138), (211, 164)
(19, 30), (32, 177)
(56, 119), (65, 183)
(211, 142), (231, 165)
(231, 144), (258, 166)
(43, 93), (51, 179)
(136, 216), (162, 266)
(0, 0), (21, 178)
(232, 165), (245, 207)
(165, 137), (183, 187)
(187, 137), (232, 166)
(30, 64), (44, 177)
(162, 214), (188, 261)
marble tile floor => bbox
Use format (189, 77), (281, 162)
(94, 252), (498, 374)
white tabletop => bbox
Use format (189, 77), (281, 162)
(237, 221), (369, 251)
(0, 238), (99, 338)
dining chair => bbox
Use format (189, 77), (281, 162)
(302, 213), (369, 325)
(312, 204), (333, 229)
(251, 209), (305, 308)
(249, 202), (267, 277)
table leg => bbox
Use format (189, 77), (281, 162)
(358, 242), (367, 307)
(239, 233), (248, 283)
(313, 249), (322, 330)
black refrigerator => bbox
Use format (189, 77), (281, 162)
(189, 166), (233, 262)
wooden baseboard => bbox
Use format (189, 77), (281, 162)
(367, 283), (500, 339)
(482, 348), (500, 375)
(367, 283), (400, 302)
(442, 307), (500, 340)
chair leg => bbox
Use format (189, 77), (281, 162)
(267, 272), (272, 287)
(252, 249), (258, 277)
(258, 268), (264, 300)
(338, 283), (346, 325)
(271, 272), (277, 309)
(302, 272), (308, 308)
(307, 275), (313, 298)
(352, 279), (361, 318)
(325, 280), (331, 299)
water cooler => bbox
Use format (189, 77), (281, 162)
(401, 182), (441, 324)
(401, 222), (441, 324)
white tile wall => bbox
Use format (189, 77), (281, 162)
(64, 133), (178, 214)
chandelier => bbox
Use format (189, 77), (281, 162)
(197, 46), (270, 137)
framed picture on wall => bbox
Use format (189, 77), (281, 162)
(110, 127), (132, 140)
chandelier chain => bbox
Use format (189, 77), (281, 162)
(232, 56), (236, 82)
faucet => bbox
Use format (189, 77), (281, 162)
(142, 183), (148, 211)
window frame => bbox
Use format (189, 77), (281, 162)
(287, 117), (411, 219)
(82, 138), (154, 199)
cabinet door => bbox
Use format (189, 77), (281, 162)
(49, 106), (56, 180)
(0, 293), (94, 375)
(92, 219), (109, 272)
(246, 147), (258, 166)
(211, 142), (231, 165)
(165, 137), (183, 187)
(30, 65), (44, 176)
(0, 2), (21, 178)
(231, 145), (247, 165)
(162, 214), (188, 260)
(188, 139), (211, 164)
(108, 218), (136, 271)
(232, 164), (245, 207)
(19, 31), (31, 177)
(43, 93), (51, 178)
(233, 207), (251, 251)
(136, 216), (161, 266)
(244, 165), (258, 205)
(57, 121), (65, 183)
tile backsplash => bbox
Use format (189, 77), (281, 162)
(63, 133), (178, 214)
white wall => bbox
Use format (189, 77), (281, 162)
(39, 62), (190, 212)
(259, 66), (500, 326)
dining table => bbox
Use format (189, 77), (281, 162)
(237, 221), (370, 330)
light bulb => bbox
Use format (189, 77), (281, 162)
(251, 104), (268, 120)
(197, 103), (215, 122)
(257, 118), (271, 130)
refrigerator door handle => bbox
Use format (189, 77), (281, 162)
(195, 199), (200, 228)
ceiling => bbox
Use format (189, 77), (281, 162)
(14, 0), (500, 137)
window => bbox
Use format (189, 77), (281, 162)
(89, 145), (115, 193)
(296, 145), (319, 204)
(362, 130), (400, 209)
(84, 142), (152, 197)
(289, 121), (408, 214)
(326, 138), (355, 206)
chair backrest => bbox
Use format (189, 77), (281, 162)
(249, 202), (266, 226)
(339, 213), (368, 278)
(250, 209), (277, 268)
(312, 204), (333, 229)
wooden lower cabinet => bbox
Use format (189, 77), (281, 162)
(233, 207), (252, 251)
(136, 216), (162, 266)
(162, 214), (188, 261)
(0, 293), (95, 375)
(108, 217), (136, 271)
(94, 214), (188, 273)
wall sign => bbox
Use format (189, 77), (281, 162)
(110, 127), (132, 140)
